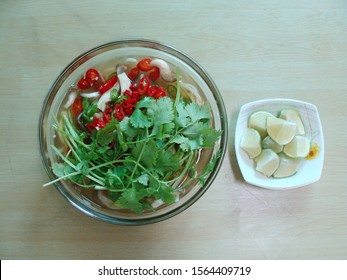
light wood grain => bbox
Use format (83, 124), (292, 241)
(1, 0), (347, 260)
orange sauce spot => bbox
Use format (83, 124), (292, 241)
(306, 143), (319, 160)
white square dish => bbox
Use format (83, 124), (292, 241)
(234, 99), (324, 190)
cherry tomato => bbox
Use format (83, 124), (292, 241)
(71, 97), (83, 115)
(127, 66), (140, 80)
(98, 75), (118, 95)
(137, 58), (153, 72)
(149, 66), (160, 81)
(77, 77), (91, 90)
(114, 104), (125, 121)
(138, 76), (150, 95)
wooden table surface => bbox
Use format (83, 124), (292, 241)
(1, 0), (347, 260)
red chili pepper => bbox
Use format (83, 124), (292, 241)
(85, 69), (102, 89)
(127, 66), (140, 80)
(85, 69), (101, 84)
(71, 97), (83, 115)
(98, 75), (117, 95)
(114, 104), (125, 121)
(149, 66), (160, 81)
(154, 87), (166, 99)
(77, 77), (91, 90)
(122, 98), (137, 109)
(138, 76), (150, 95)
(103, 107), (113, 123)
(137, 58), (153, 72)
(85, 117), (106, 132)
(125, 89), (140, 101)
(129, 82), (137, 91)
(123, 107), (134, 116)
(146, 86), (155, 97)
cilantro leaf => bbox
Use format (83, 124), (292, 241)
(96, 119), (118, 146)
(119, 117), (139, 139)
(185, 102), (210, 123)
(201, 128), (222, 148)
(130, 108), (152, 128)
(52, 163), (65, 177)
(131, 139), (158, 169)
(116, 186), (144, 213)
(172, 135), (192, 151)
(156, 149), (181, 175)
(156, 185), (177, 204)
(135, 173), (149, 186)
(175, 101), (190, 128)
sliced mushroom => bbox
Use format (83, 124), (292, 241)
(117, 72), (131, 93)
(97, 83), (119, 111)
(150, 58), (176, 82)
(116, 64), (127, 75)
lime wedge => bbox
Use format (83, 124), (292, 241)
(254, 149), (280, 177)
(273, 153), (302, 178)
(266, 117), (296, 145)
(248, 111), (275, 139)
(283, 135), (310, 158)
(279, 109), (305, 135)
(262, 135), (283, 153)
(240, 128), (262, 159)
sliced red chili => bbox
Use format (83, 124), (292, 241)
(137, 58), (153, 72)
(123, 107), (134, 116)
(122, 98), (137, 109)
(85, 117), (106, 132)
(103, 107), (113, 123)
(77, 77), (91, 90)
(154, 87), (166, 99)
(149, 66), (160, 81)
(138, 76), (150, 95)
(85, 68), (103, 90)
(127, 66), (140, 80)
(114, 104), (125, 121)
(98, 75), (117, 95)
(71, 97), (83, 115)
(129, 82), (137, 91)
(85, 69), (102, 86)
(147, 85), (157, 97)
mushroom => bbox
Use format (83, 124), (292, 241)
(149, 58), (176, 82)
(97, 83), (119, 111)
(117, 72), (131, 93)
(116, 64), (127, 75)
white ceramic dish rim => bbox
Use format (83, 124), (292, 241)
(235, 98), (324, 190)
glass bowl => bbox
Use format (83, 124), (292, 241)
(39, 39), (228, 225)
